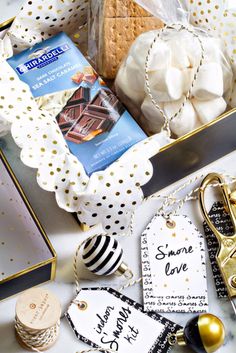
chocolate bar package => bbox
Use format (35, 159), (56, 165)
(8, 32), (146, 175)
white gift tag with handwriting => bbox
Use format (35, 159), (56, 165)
(141, 215), (208, 313)
(66, 287), (180, 353)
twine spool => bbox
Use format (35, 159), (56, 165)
(15, 287), (61, 352)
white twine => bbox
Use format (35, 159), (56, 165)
(118, 276), (143, 293)
(15, 317), (60, 352)
(156, 172), (236, 219)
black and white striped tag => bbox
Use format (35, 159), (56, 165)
(203, 201), (232, 298)
(66, 287), (180, 353)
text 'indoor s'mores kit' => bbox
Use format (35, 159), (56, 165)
(8, 32), (146, 175)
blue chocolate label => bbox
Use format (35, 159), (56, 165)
(8, 33), (89, 97)
(16, 44), (70, 74)
(7, 32), (146, 175)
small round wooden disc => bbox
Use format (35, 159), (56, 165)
(16, 287), (61, 331)
(15, 331), (58, 351)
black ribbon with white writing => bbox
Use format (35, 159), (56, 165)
(203, 201), (232, 298)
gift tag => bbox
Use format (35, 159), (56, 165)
(141, 215), (208, 313)
(203, 201), (231, 299)
(66, 287), (180, 353)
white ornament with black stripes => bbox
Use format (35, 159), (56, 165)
(82, 235), (132, 278)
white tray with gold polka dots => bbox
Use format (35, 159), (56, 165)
(0, 149), (56, 301)
(0, 0), (236, 237)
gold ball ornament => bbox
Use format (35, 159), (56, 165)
(174, 314), (225, 353)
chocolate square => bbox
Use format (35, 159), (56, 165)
(90, 89), (124, 124)
(58, 88), (125, 142)
(66, 87), (90, 107)
(56, 104), (86, 134)
(66, 112), (107, 143)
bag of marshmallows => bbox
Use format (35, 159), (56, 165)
(115, 0), (235, 138)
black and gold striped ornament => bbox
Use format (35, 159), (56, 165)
(170, 314), (225, 353)
(82, 235), (132, 278)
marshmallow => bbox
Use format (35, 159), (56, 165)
(164, 98), (200, 137)
(115, 28), (231, 138)
(125, 55), (145, 93)
(175, 32), (202, 69)
(169, 37), (191, 69)
(130, 31), (171, 71)
(202, 37), (233, 95)
(141, 95), (165, 134)
(192, 63), (224, 100)
(115, 63), (144, 105)
(185, 36), (223, 68)
(182, 68), (195, 94)
(147, 40), (172, 71)
(192, 97), (227, 124)
(146, 67), (183, 102)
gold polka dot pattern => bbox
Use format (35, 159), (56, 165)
(8, 0), (89, 55)
(0, 14), (159, 234)
(186, 0), (236, 99)
(75, 138), (159, 234)
(0, 56), (159, 233)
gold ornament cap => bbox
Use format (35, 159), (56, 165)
(198, 314), (225, 353)
(175, 329), (187, 346)
(115, 262), (133, 279)
(174, 313), (225, 353)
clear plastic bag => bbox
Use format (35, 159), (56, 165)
(88, 0), (163, 79)
(115, 0), (234, 137)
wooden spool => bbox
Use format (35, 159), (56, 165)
(15, 287), (61, 351)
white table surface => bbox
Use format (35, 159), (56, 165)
(1, 1), (236, 352)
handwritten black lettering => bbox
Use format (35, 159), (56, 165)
(155, 244), (193, 261)
(113, 307), (131, 339)
(101, 333), (118, 351)
(124, 325), (139, 345)
(94, 306), (115, 334)
(165, 262), (188, 276)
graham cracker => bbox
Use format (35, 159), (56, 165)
(103, 0), (153, 18)
(99, 16), (163, 79)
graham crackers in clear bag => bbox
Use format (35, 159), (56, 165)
(89, 0), (163, 79)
